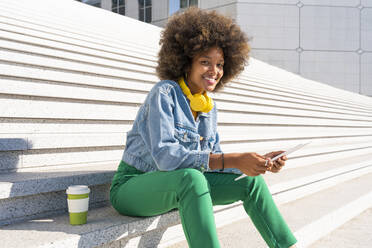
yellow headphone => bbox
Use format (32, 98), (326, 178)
(178, 77), (214, 113)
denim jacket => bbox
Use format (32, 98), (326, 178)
(122, 80), (222, 173)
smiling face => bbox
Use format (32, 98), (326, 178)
(186, 46), (224, 94)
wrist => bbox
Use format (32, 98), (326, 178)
(209, 153), (224, 170)
(219, 152), (225, 171)
(223, 153), (244, 171)
(209, 152), (241, 170)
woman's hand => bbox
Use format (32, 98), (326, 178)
(264, 151), (287, 173)
(210, 152), (285, 176)
(233, 152), (270, 177)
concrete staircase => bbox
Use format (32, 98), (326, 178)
(309, 207), (372, 248)
(1, 0), (372, 247)
(1, 155), (372, 247)
(169, 169), (372, 247)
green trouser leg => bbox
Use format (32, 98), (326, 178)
(204, 172), (297, 248)
(111, 168), (221, 247)
(111, 163), (297, 248)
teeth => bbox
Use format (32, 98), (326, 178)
(204, 77), (216, 81)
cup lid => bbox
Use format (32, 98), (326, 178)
(66, 185), (90, 195)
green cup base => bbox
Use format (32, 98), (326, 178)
(69, 212), (87, 225)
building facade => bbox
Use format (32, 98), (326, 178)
(78, 0), (372, 97)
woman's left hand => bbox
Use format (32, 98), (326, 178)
(264, 151), (287, 173)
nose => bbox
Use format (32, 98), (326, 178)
(208, 64), (220, 76)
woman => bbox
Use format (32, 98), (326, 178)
(110, 7), (297, 248)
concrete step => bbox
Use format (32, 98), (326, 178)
(1, 164), (371, 247)
(264, 153), (372, 205)
(168, 172), (372, 248)
(309, 207), (372, 248)
(0, 163), (117, 225)
(0, 163), (117, 199)
(0, 203), (181, 248)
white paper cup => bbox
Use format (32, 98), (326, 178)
(66, 185), (90, 225)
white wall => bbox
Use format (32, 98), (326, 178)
(201, 0), (237, 19)
(236, 0), (372, 96)
(125, 0), (139, 20)
(152, 0), (168, 26)
(100, 0), (111, 10)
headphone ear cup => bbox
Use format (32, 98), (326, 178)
(202, 95), (214, 112)
(190, 93), (207, 112)
(178, 77), (213, 113)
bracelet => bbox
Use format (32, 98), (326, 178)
(220, 152), (224, 171)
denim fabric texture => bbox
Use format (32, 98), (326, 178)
(122, 80), (224, 173)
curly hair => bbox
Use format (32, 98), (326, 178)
(156, 7), (250, 91)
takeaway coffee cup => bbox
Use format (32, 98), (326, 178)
(66, 185), (90, 225)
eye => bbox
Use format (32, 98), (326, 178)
(200, 60), (210, 65)
(217, 63), (224, 68)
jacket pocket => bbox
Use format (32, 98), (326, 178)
(199, 135), (215, 151)
(174, 127), (200, 150)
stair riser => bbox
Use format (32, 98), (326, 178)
(0, 171), (115, 199)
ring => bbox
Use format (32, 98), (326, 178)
(265, 160), (268, 167)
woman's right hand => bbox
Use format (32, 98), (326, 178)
(232, 152), (270, 176)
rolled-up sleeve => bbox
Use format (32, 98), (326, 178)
(138, 87), (210, 172)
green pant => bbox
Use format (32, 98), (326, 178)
(110, 161), (297, 248)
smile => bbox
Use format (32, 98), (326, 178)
(203, 76), (217, 84)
